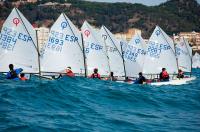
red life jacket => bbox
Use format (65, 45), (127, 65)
(91, 73), (101, 79)
(162, 71), (169, 78)
(66, 70), (75, 77)
(179, 71), (183, 75)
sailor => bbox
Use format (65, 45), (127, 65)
(90, 68), (101, 79)
(177, 69), (184, 79)
(20, 73), (28, 81)
(159, 68), (169, 81)
(134, 72), (146, 84)
(6, 64), (23, 80)
(66, 67), (75, 77)
(109, 72), (117, 81)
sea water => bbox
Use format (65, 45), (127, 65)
(0, 70), (200, 131)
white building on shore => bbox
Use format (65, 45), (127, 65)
(35, 27), (50, 51)
(115, 28), (142, 41)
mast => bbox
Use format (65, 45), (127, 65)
(35, 29), (41, 76)
(102, 35), (112, 79)
(81, 33), (88, 77)
(172, 33), (179, 73)
(120, 43), (127, 79)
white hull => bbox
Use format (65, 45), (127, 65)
(116, 77), (196, 86)
(116, 80), (133, 84)
(150, 77), (196, 86)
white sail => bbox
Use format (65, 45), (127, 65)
(192, 52), (200, 68)
(100, 25), (125, 77)
(184, 38), (192, 57)
(0, 8), (39, 73)
(81, 21), (110, 76)
(124, 34), (146, 77)
(143, 26), (178, 74)
(175, 37), (192, 72)
(41, 13), (85, 74)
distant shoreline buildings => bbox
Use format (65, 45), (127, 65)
(0, 0), (37, 7)
(174, 31), (200, 52)
(35, 27), (49, 50)
(0, 0), (37, 2)
(115, 28), (142, 41)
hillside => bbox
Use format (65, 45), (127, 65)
(0, 0), (200, 38)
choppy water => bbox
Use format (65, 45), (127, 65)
(0, 70), (200, 132)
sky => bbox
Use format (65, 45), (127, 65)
(85, 0), (200, 6)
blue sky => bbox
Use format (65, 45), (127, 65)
(85, 0), (200, 6)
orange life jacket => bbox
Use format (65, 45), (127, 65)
(20, 77), (28, 81)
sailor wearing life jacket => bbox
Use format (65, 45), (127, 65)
(90, 68), (101, 79)
(6, 64), (23, 80)
(66, 67), (75, 77)
(134, 72), (146, 84)
(20, 73), (28, 81)
(177, 69), (184, 79)
(159, 68), (169, 81)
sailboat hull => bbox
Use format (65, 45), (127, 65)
(150, 77), (196, 86)
(116, 77), (196, 86)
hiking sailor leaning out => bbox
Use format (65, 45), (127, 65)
(6, 64), (23, 80)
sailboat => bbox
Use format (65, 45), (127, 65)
(0, 8), (39, 74)
(175, 37), (192, 72)
(40, 13), (85, 76)
(81, 21), (110, 76)
(192, 52), (200, 68)
(143, 26), (178, 75)
(123, 34), (146, 78)
(100, 25), (126, 78)
(143, 26), (195, 85)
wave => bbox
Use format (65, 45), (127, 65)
(0, 70), (200, 131)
